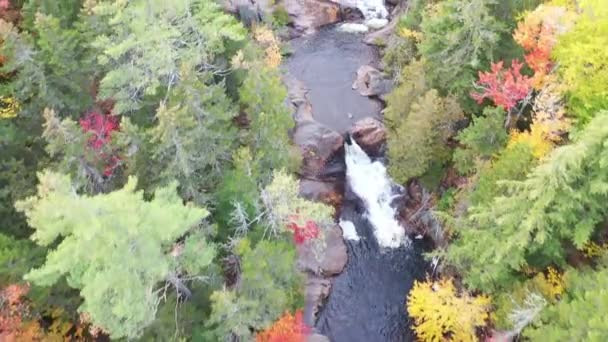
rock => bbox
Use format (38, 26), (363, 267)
(341, 6), (364, 21)
(297, 225), (348, 276)
(294, 120), (344, 179)
(300, 179), (343, 210)
(349, 117), (386, 156)
(352, 65), (393, 97)
(363, 12), (397, 45)
(283, 74), (314, 122)
(283, 0), (341, 35)
(303, 275), (331, 325)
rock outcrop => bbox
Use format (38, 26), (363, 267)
(352, 65), (394, 98)
(283, 0), (341, 35)
(349, 117), (386, 156)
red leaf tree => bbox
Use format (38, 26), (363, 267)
(256, 310), (310, 342)
(286, 216), (320, 245)
(79, 112), (121, 176)
(471, 60), (532, 112)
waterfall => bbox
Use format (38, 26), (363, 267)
(344, 138), (409, 248)
(338, 0), (389, 33)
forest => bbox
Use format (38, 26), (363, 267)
(0, 0), (606, 341)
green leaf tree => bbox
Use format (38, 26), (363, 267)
(15, 171), (215, 339)
(92, 0), (245, 114)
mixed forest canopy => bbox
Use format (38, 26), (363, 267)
(0, 0), (607, 341)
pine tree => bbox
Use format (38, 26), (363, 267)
(418, 0), (505, 103)
(525, 264), (608, 341)
(387, 89), (463, 184)
(92, 0), (245, 114)
(444, 111), (608, 290)
(15, 171), (215, 339)
(453, 106), (508, 174)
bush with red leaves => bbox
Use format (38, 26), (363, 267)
(471, 60), (532, 112)
(256, 310), (310, 342)
(79, 112), (120, 176)
(286, 218), (320, 245)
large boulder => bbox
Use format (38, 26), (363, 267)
(352, 65), (393, 98)
(349, 117), (386, 156)
(296, 225), (348, 276)
(283, 0), (341, 35)
(300, 179), (343, 210)
(294, 120), (344, 179)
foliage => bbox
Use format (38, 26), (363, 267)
(387, 89), (463, 184)
(15, 171), (214, 339)
(471, 60), (532, 112)
(444, 111), (608, 291)
(205, 238), (301, 340)
(262, 170), (334, 236)
(525, 264), (608, 341)
(512, 5), (574, 87)
(238, 57), (296, 177)
(453, 107), (508, 174)
(256, 310), (310, 342)
(407, 277), (491, 342)
(148, 69), (237, 206)
(552, 0), (608, 122)
(0, 13), (95, 117)
(418, 0), (505, 102)
(92, 0), (245, 114)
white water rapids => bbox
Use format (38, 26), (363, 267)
(344, 138), (409, 248)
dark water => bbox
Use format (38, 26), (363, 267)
(316, 198), (427, 342)
(286, 27), (427, 341)
(286, 26), (382, 133)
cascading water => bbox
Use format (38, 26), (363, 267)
(316, 138), (426, 342)
(344, 138), (409, 248)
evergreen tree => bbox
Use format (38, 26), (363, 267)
(15, 171), (215, 339)
(443, 111), (608, 290)
(418, 0), (505, 104)
(525, 264), (608, 341)
(387, 89), (463, 184)
(453, 106), (508, 174)
(92, 0), (245, 115)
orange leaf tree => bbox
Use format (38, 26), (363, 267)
(256, 310), (310, 342)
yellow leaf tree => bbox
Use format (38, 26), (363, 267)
(407, 278), (491, 342)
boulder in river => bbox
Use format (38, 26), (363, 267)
(352, 65), (393, 98)
(294, 120), (345, 179)
(349, 117), (386, 156)
(283, 0), (341, 35)
(297, 224), (348, 276)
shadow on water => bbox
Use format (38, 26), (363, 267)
(316, 197), (428, 342)
(286, 26), (382, 133)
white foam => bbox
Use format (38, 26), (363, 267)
(356, 0), (389, 25)
(338, 23), (370, 34)
(344, 139), (408, 248)
(365, 18), (389, 30)
(339, 219), (360, 241)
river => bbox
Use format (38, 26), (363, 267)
(286, 26), (428, 341)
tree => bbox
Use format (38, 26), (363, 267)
(92, 0), (245, 114)
(552, 0), (608, 122)
(205, 238), (302, 340)
(148, 68), (238, 206)
(471, 60), (532, 113)
(387, 89), (463, 184)
(407, 277), (491, 342)
(443, 111), (608, 291)
(512, 4), (574, 88)
(453, 106), (508, 174)
(256, 310), (310, 342)
(525, 264), (608, 341)
(418, 0), (505, 103)
(238, 57), (296, 177)
(15, 171), (215, 339)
